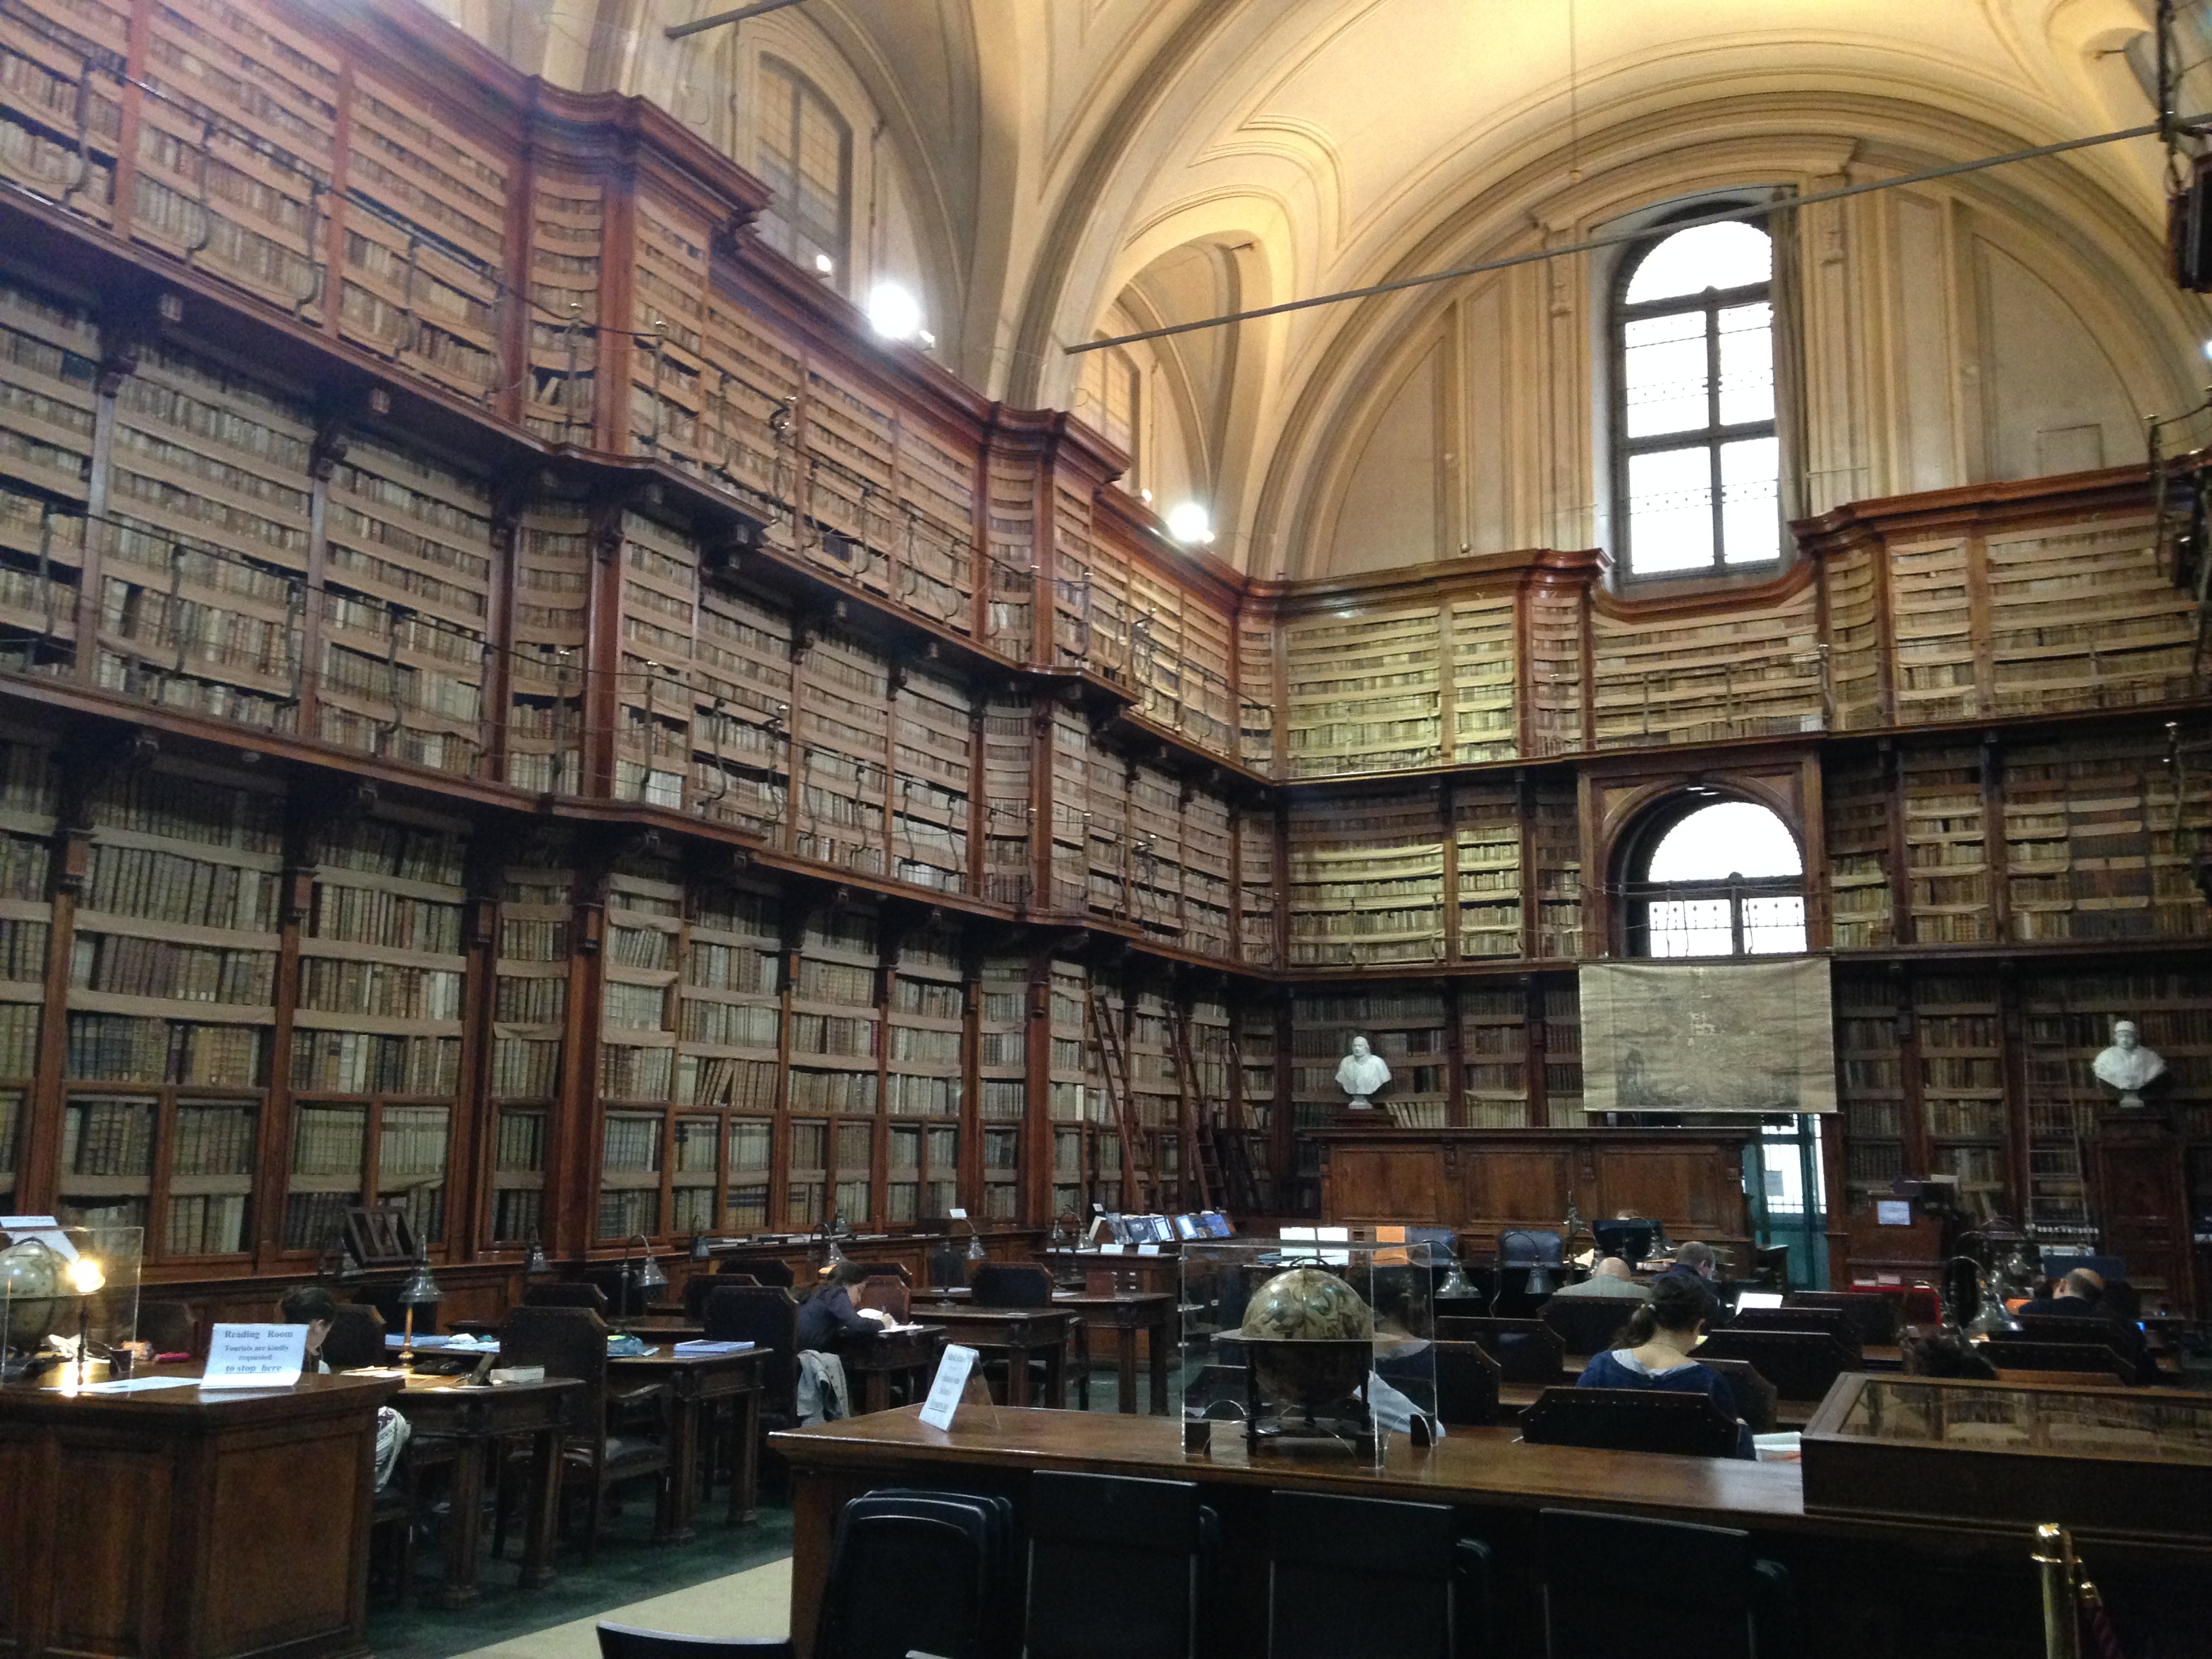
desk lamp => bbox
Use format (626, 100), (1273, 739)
(626, 1233), (668, 1317)
(964, 1216), (988, 1263)
(523, 1234), (550, 1277)
(1496, 1230), (1555, 1307)
(398, 1250), (443, 1366)
(65, 1255), (104, 1387)
(689, 1231), (713, 1265)
(1435, 1254), (1481, 1303)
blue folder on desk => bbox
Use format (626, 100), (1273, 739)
(672, 1340), (754, 1356)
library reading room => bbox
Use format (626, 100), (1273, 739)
(10, 1), (2212, 1656)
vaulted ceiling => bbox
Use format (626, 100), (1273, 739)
(426, 0), (2194, 573)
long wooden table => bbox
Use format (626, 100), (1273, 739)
(385, 1373), (579, 1606)
(772, 1399), (2212, 1659)
(610, 1346), (764, 1535)
(0, 1372), (398, 1659)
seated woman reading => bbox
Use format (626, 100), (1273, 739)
(796, 1257), (878, 1352)
(1574, 1276), (1754, 1458)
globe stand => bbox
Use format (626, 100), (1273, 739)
(1238, 1337), (1376, 1458)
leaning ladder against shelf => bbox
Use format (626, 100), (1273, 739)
(1167, 1009), (1215, 1212)
(1086, 980), (1155, 1212)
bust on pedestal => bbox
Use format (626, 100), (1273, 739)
(1336, 1036), (1391, 1120)
(2093, 1021), (2167, 1110)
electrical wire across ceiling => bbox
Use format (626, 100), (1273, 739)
(1068, 121), (2183, 357)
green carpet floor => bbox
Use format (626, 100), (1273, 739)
(365, 1498), (794, 1659)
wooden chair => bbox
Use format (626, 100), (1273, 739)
(498, 1306), (673, 1559)
(1026, 1471), (1216, 1659)
(852, 1276), (909, 1324)
(523, 1281), (611, 1313)
(970, 1263), (1054, 1307)
(1432, 1340), (1502, 1427)
(136, 1298), (197, 1359)
(1984, 1338), (2134, 1384)
(1727, 1304), (1863, 1357)
(1437, 1315), (1568, 1385)
(322, 1303), (388, 1370)
(683, 1271), (756, 1319)
(1702, 1356), (1778, 1434)
(1521, 1387), (1744, 1458)
(1537, 1508), (1797, 1658)
(736, 1258), (796, 1289)
(1696, 1327), (1857, 1403)
(1265, 1490), (1492, 1659)
(1537, 1295), (1645, 1360)
(1788, 1290), (1901, 1345)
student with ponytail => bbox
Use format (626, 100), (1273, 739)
(1574, 1275), (1755, 1458)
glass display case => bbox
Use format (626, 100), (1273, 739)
(1802, 1374), (2212, 1538)
(1, 1216), (144, 1382)
(1179, 1235), (1439, 1461)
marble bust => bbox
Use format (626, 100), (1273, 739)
(1336, 1036), (1391, 1109)
(2093, 1020), (2167, 1109)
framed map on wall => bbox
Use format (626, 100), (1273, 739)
(1580, 958), (1837, 1115)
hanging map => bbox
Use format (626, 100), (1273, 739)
(1579, 958), (1836, 1115)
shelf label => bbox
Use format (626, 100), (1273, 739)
(1875, 1200), (1912, 1227)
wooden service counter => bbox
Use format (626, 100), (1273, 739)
(773, 1406), (2212, 1659)
(0, 1372), (397, 1659)
(1314, 1126), (1755, 1257)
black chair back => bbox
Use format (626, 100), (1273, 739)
(138, 1298), (198, 1358)
(1537, 1296), (1644, 1359)
(1519, 1387), (1743, 1459)
(1539, 1508), (1796, 1659)
(970, 1263), (1054, 1309)
(1696, 1328), (1856, 1401)
(500, 1305), (611, 1423)
(322, 1303), (388, 1370)
(1266, 1491), (1492, 1659)
(1787, 1290), (1900, 1345)
(1985, 1338), (2133, 1382)
(523, 1281), (610, 1313)
(703, 1286), (800, 1410)
(597, 1624), (787, 1658)
(740, 1258), (796, 1288)
(1436, 1316), (1567, 1385)
(1700, 1357), (1777, 1434)
(2010, 1313), (2131, 1349)
(1727, 1305), (1862, 1357)
(1027, 1471), (1214, 1659)
(815, 1489), (1008, 1659)
(927, 1243), (966, 1290)
(1433, 1340), (1501, 1427)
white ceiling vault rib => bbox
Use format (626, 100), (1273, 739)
(420, 0), (2203, 580)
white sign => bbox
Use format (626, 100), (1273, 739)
(1136, 1244), (1160, 1257)
(917, 1342), (979, 1431)
(948, 1207), (967, 1221)
(201, 1323), (308, 1389)
(1097, 1242), (1125, 1256)
(1875, 1200), (1912, 1227)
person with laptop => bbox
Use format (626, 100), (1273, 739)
(1654, 1240), (1727, 1324)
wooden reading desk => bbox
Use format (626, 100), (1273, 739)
(0, 1370), (397, 1659)
(773, 1397), (2212, 1659)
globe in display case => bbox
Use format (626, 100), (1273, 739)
(0, 1218), (142, 1382)
(1179, 1235), (1439, 1460)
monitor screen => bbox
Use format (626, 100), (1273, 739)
(1733, 1290), (1784, 1311)
(1592, 1220), (1658, 1263)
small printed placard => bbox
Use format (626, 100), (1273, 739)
(1097, 1242), (1125, 1256)
(1136, 1244), (1160, 1257)
(1875, 1200), (1912, 1227)
(201, 1323), (308, 1389)
(918, 1343), (980, 1431)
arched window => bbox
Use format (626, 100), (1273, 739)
(756, 59), (851, 287)
(1613, 217), (1779, 578)
(1622, 798), (1805, 958)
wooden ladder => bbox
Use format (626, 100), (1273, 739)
(1169, 1012), (1217, 1213)
(1087, 983), (1155, 1211)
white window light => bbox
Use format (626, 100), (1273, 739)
(813, 252), (835, 276)
(2200, 337), (2212, 361)
(1165, 501), (1214, 545)
(867, 281), (923, 342)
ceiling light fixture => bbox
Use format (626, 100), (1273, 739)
(867, 281), (923, 341)
(1165, 502), (1214, 546)
(813, 252), (835, 277)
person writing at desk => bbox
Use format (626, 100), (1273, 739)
(1574, 1277), (1754, 1459)
(794, 1259), (875, 1422)
(277, 1286), (411, 1489)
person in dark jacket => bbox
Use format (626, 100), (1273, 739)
(1576, 1275), (1755, 1458)
(796, 1257), (876, 1352)
(1653, 1239), (1726, 1325)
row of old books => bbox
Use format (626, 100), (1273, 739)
(72, 931), (274, 1004)
(83, 845), (277, 931)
